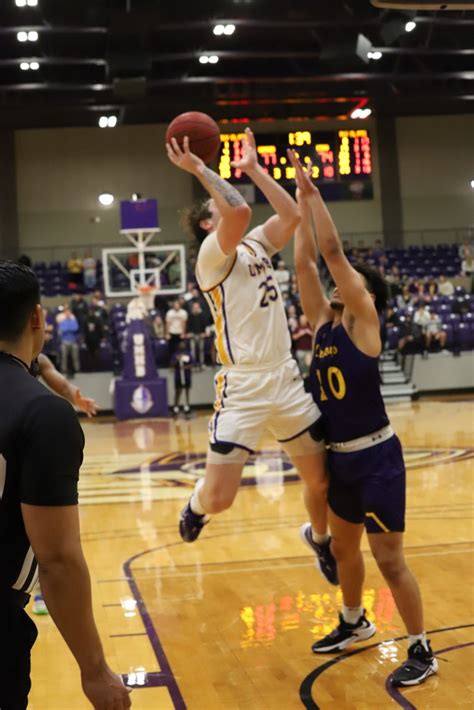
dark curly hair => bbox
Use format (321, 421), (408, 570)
(354, 264), (388, 313)
(0, 260), (40, 340)
(181, 199), (212, 244)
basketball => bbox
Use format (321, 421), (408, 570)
(165, 111), (221, 164)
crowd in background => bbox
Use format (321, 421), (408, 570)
(24, 237), (474, 377)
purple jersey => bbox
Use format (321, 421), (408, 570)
(309, 321), (389, 443)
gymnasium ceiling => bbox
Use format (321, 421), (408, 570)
(0, 0), (472, 129)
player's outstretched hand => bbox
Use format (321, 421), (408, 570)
(287, 149), (319, 201)
(82, 664), (132, 709)
(74, 389), (98, 417)
(166, 136), (205, 175)
(231, 127), (259, 173)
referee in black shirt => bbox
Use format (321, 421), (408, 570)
(0, 261), (131, 709)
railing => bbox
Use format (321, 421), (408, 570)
(11, 226), (474, 264)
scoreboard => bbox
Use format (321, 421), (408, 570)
(218, 129), (373, 201)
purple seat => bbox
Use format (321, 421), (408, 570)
(442, 324), (454, 349)
(387, 327), (400, 349)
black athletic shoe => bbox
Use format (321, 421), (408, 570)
(179, 502), (208, 542)
(391, 640), (438, 686)
(300, 523), (339, 586)
(311, 611), (376, 653)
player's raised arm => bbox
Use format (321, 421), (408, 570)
(306, 171), (376, 324)
(288, 151), (332, 331)
(231, 127), (300, 251)
(166, 136), (251, 255)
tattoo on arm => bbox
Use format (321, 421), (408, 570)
(202, 167), (245, 207)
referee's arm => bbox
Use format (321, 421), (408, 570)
(20, 396), (131, 709)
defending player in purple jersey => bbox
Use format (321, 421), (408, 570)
(288, 150), (438, 688)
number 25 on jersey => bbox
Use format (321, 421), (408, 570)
(316, 367), (346, 401)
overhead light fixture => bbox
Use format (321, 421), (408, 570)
(351, 107), (372, 119)
(367, 50), (383, 60)
(223, 24), (235, 35)
(19, 61), (29, 70)
(405, 21), (416, 32)
(199, 55), (209, 64)
(470, 180), (474, 189)
(17, 31), (28, 42)
(208, 55), (219, 64)
(199, 54), (219, 64)
(98, 115), (117, 128)
(27, 0), (38, 5)
(15, 0), (27, 5)
(19, 61), (39, 70)
(28, 30), (38, 41)
(98, 193), (114, 206)
(213, 24), (225, 36)
(29, 60), (39, 70)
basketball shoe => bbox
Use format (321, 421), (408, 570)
(312, 611), (376, 653)
(300, 523), (339, 585)
(179, 502), (209, 542)
(391, 640), (438, 686)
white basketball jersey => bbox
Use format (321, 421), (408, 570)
(196, 226), (291, 366)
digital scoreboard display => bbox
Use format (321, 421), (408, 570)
(218, 129), (373, 202)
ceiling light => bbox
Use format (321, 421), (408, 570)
(29, 61), (39, 70)
(15, 0), (27, 6)
(28, 30), (38, 41)
(368, 50), (382, 60)
(98, 193), (114, 206)
(199, 55), (209, 64)
(223, 24), (236, 35)
(107, 116), (117, 128)
(351, 108), (362, 119)
(213, 24), (225, 36)
(27, 0), (38, 6)
(208, 55), (219, 64)
(17, 31), (28, 42)
(98, 116), (108, 128)
(19, 61), (29, 71)
(405, 21), (416, 32)
(351, 107), (372, 119)
(470, 180), (474, 189)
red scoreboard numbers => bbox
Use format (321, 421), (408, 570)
(218, 129), (373, 184)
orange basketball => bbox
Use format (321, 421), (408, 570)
(166, 111), (221, 164)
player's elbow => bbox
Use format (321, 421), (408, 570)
(320, 239), (343, 262)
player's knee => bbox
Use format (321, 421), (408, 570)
(330, 537), (356, 562)
(373, 549), (406, 581)
(204, 487), (236, 514)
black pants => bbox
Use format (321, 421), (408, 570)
(0, 595), (37, 709)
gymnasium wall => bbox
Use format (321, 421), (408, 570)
(13, 113), (473, 259)
(396, 114), (474, 237)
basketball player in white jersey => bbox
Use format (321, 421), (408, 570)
(166, 129), (337, 584)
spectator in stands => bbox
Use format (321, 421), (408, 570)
(42, 307), (58, 366)
(425, 279), (438, 299)
(67, 252), (83, 287)
(459, 239), (474, 260)
(83, 252), (97, 290)
(397, 314), (424, 355)
(183, 281), (197, 304)
(438, 274), (455, 296)
(414, 303), (431, 331)
(58, 306), (80, 377)
(70, 293), (88, 332)
(292, 314), (313, 369)
(425, 311), (447, 352)
(84, 309), (104, 367)
(275, 260), (291, 292)
(386, 265), (402, 298)
(165, 299), (188, 357)
(286, 304), (299, 335)
(171, 341), (193, 416)
(89, 295), (109, 332)
(187, 302), (207, 369)
(152, 313), (166, 338)
(461, 250), (474, 277)
(396, 285), (416, 310)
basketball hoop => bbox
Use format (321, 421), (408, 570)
(137, 285), (157, 311)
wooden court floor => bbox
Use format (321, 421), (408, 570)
(28, 399), (473, 710)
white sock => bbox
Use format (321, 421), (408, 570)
(342, 605), (363, 625)
(189, 478), (207, 516)
(408, 632), (428, 650)
(311, 528), (330, 545)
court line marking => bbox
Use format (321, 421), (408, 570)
(299, 624), (474, 710)
(385, 642), (474, 709)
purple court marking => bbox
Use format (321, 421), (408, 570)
(385, 641), (474, 709)
(299, 624), (474, 710)
(123, 549), (187, 710)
